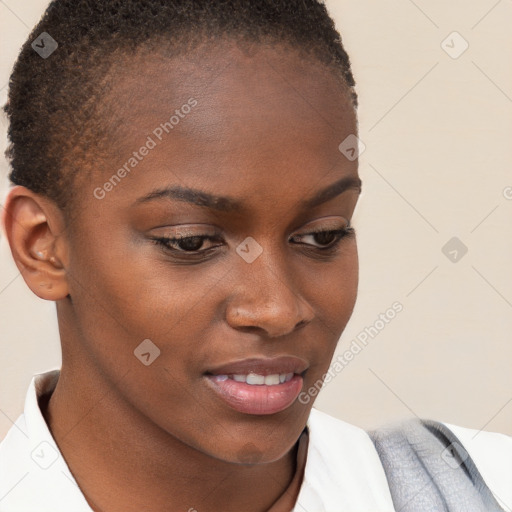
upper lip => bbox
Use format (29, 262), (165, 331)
(205, 356), (309, 377)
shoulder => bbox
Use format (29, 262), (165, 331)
(0, 412), (32, 507)
(440, 421), (512, 510)
(0, 412), (29, 465)
(368, 417), (512, 512)
(0, 371), (93, 511)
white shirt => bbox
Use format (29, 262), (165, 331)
(0, 369), (511, 512)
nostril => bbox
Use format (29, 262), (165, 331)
(295, 319), (307, 329)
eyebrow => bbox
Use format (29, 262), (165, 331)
(133, 175), (362, 213)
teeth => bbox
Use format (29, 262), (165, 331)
(264, 374), (280, 386)
(213, 372), (295, 386)
(246, 373), (265, 385)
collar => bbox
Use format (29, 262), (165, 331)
(296, 406), (395, 511)
(0, 369), (93, 511)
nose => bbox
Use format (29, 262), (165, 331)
(225, 253), (315, 338)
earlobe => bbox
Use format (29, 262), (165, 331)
(2, 185), (70, 301)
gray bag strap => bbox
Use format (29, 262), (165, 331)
(368, 418), (506, 511)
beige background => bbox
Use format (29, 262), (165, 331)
(1, 0), (511, 441)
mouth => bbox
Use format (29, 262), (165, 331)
(208, 372), (297, 385)
(203, 356), (308, 415)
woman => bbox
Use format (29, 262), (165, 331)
(1, 1), (511, 511)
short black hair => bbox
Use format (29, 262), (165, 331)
(4, 0), (358, 216)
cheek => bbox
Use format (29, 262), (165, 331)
(309, 242), (359, 321)
(338, 247), (359, 313)
(337, 240), (359, 300)
(302, 244), (359, 371)
(65, 240), (227, 402)
(65, 246), (213, 436)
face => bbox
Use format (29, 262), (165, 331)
(61, 41), (360, 464)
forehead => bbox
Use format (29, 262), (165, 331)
(102, 41), (356, 150)
(84, 42), (358, 218)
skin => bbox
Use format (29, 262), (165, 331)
(3, 41), (360, 512)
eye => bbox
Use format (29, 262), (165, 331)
(149, 221), (355, 260)
(291, 226), (355, 250)
(151, 234), (221, 254)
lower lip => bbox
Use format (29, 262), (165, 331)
(204, 375), (304, 415)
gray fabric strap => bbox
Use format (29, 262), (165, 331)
(368, 418), (506, 511)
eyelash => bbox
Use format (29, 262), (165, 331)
(150, 226), (355, 258)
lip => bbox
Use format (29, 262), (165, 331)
(205, 356), (309, 377)
(203, 356), (308, 415)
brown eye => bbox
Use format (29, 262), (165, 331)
(152, 234), (222, 254)
(312, 231), (338, 246)
(292, 226), (354, 250)
(175, 236), (205, 252)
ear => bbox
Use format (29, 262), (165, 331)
(2, 185), (70, 301)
